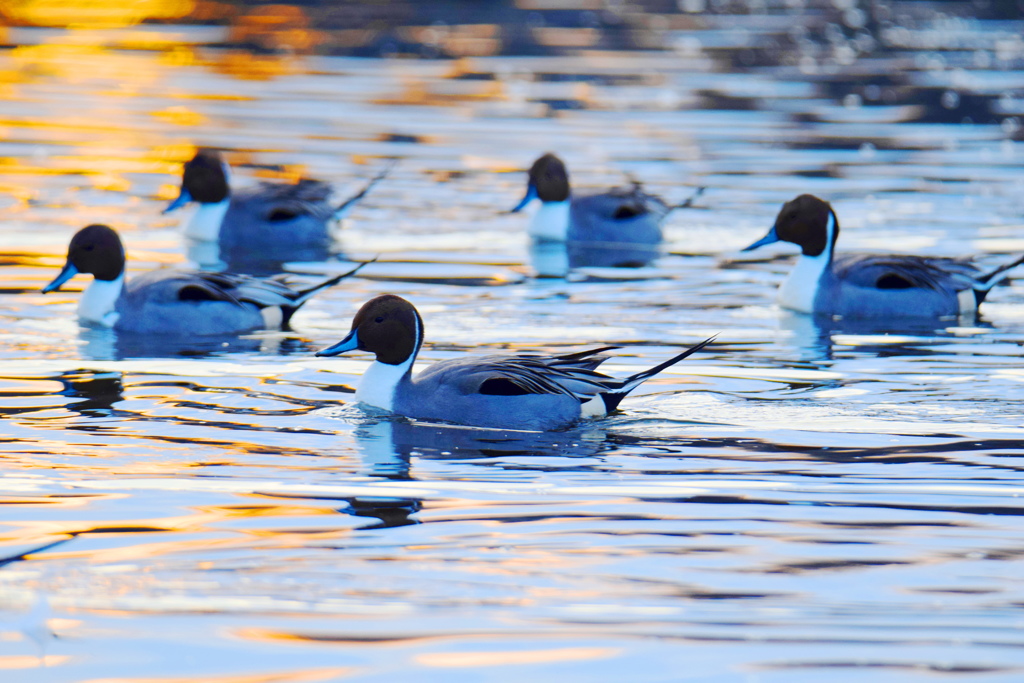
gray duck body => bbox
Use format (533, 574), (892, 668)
(115, 270), (296, 335)
(744, 194), (1024, 320)
(390, 354), (601, 431)
(220, 178), (338, 251)
(316, 294), (716, 431)
(567, 186), (668, 267)
(814, 254), (981, 319)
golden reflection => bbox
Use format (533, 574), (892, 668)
(531, 27), (601, 48)
(81, 666), (356, 683)
(374, 79), (506, 107)
(208, 51), (298, 81)
(11, 44), (160, 87)
(238, 628), (430, 646)
(1, 501), (352, 563)
(195, 502), (337, 520)
(398, 24), (501, 57)
(0, 655), (71, 669)
(227, 5), (324, 54)
(152, 105), (207, 127)
(1, 0), (194, 28)
(0, 494), (112, 509)
(2, 509), (221, 544)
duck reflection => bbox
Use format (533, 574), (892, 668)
(56, 370), (123, 416)
(353, 417), (608, 479)
(528, 239), (661, 278)
(79, 325), (313, 361)
(346, 497), (421, 529)
(777, 309), (988, 363)
(186, 238), (336, 277)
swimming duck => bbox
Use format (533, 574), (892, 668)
(163, 148), (391, 249)
(743, 193), (1024, 318)
(42, 224), (366, 335)
(509, 153), (700, 268)
(315, 294), (715, 430)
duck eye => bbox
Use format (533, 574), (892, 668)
(375, 316), (384, 323)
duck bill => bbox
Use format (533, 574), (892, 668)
(742, 226), (780, 252)
(508, 183), (538, 214)
(316, 330), (360, 357)
(41, 262), (78, 294)
(163, 187), (193, 214)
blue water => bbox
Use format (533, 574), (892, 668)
(2, 3), (1024, 681)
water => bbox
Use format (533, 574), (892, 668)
(3, 3), (1024, 681)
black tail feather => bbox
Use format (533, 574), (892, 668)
(282, 258), (377, 324)
(666, 186), (706, 214)
(0, 536), (74, 569)
(973, 253), (1024, 304)
(333, 159), (397, 218)
(600, 335), (716, 413)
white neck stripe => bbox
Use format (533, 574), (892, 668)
(529, 200), (571, 241)
(79, 274), (124, 327)
(184, 198), (230, 241)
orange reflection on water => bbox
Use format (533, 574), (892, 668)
(208, 50), (299, 81)
(374, 78), (506, 108)
(0, 655), (72, 669)
(152, 105), (207, 127)
(399, 24), (501, 57)
(228, 5), (325, 54)
(80, 666), (356, 683)
(1, 0), (194, 28)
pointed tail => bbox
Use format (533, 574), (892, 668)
(973, 253), (1024, 304)
(665, 186), (705, 214)
(294, 258), (377, 304)
(332, 160), (396, 221)
(600, 335), (716, 413)
(282, 258), (377, 325)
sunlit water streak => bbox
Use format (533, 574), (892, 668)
(2, 3), (1024, 681)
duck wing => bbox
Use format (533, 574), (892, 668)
(576, 184), (670, 222)
(186, 260), (369, 318)
(425, 348), (621, 401)
(137, 270), (303, 309)
(832, 254), (980, 291)
(239, 178), (336, 222)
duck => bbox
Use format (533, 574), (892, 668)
(163, 148), (392, 250)
(508, 153), (701, 268)
(315, 294), (715, 430)
(41, 224), (367, 335)
(742, 193), (1024, 318)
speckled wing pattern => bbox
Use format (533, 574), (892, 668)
(183, 272), (303, 307)
(458, 347), (621, 401)
(240, 178), (338, 222)
(831, 254), (980, 292)
(575, 183), (671, 222)
(133, 262), (364, 312)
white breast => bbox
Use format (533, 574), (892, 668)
(78, 275), (124, 327)
(184, 199), (230, 241)
(776, 211), (836, 315)
(777, 252), (829, 314)
(355, 359), (413, 411)
(528, 200), (571, 241)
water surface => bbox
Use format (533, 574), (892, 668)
(2, 3), (1024, 681)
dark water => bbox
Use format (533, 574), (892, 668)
(2, 2), (1024, 681)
